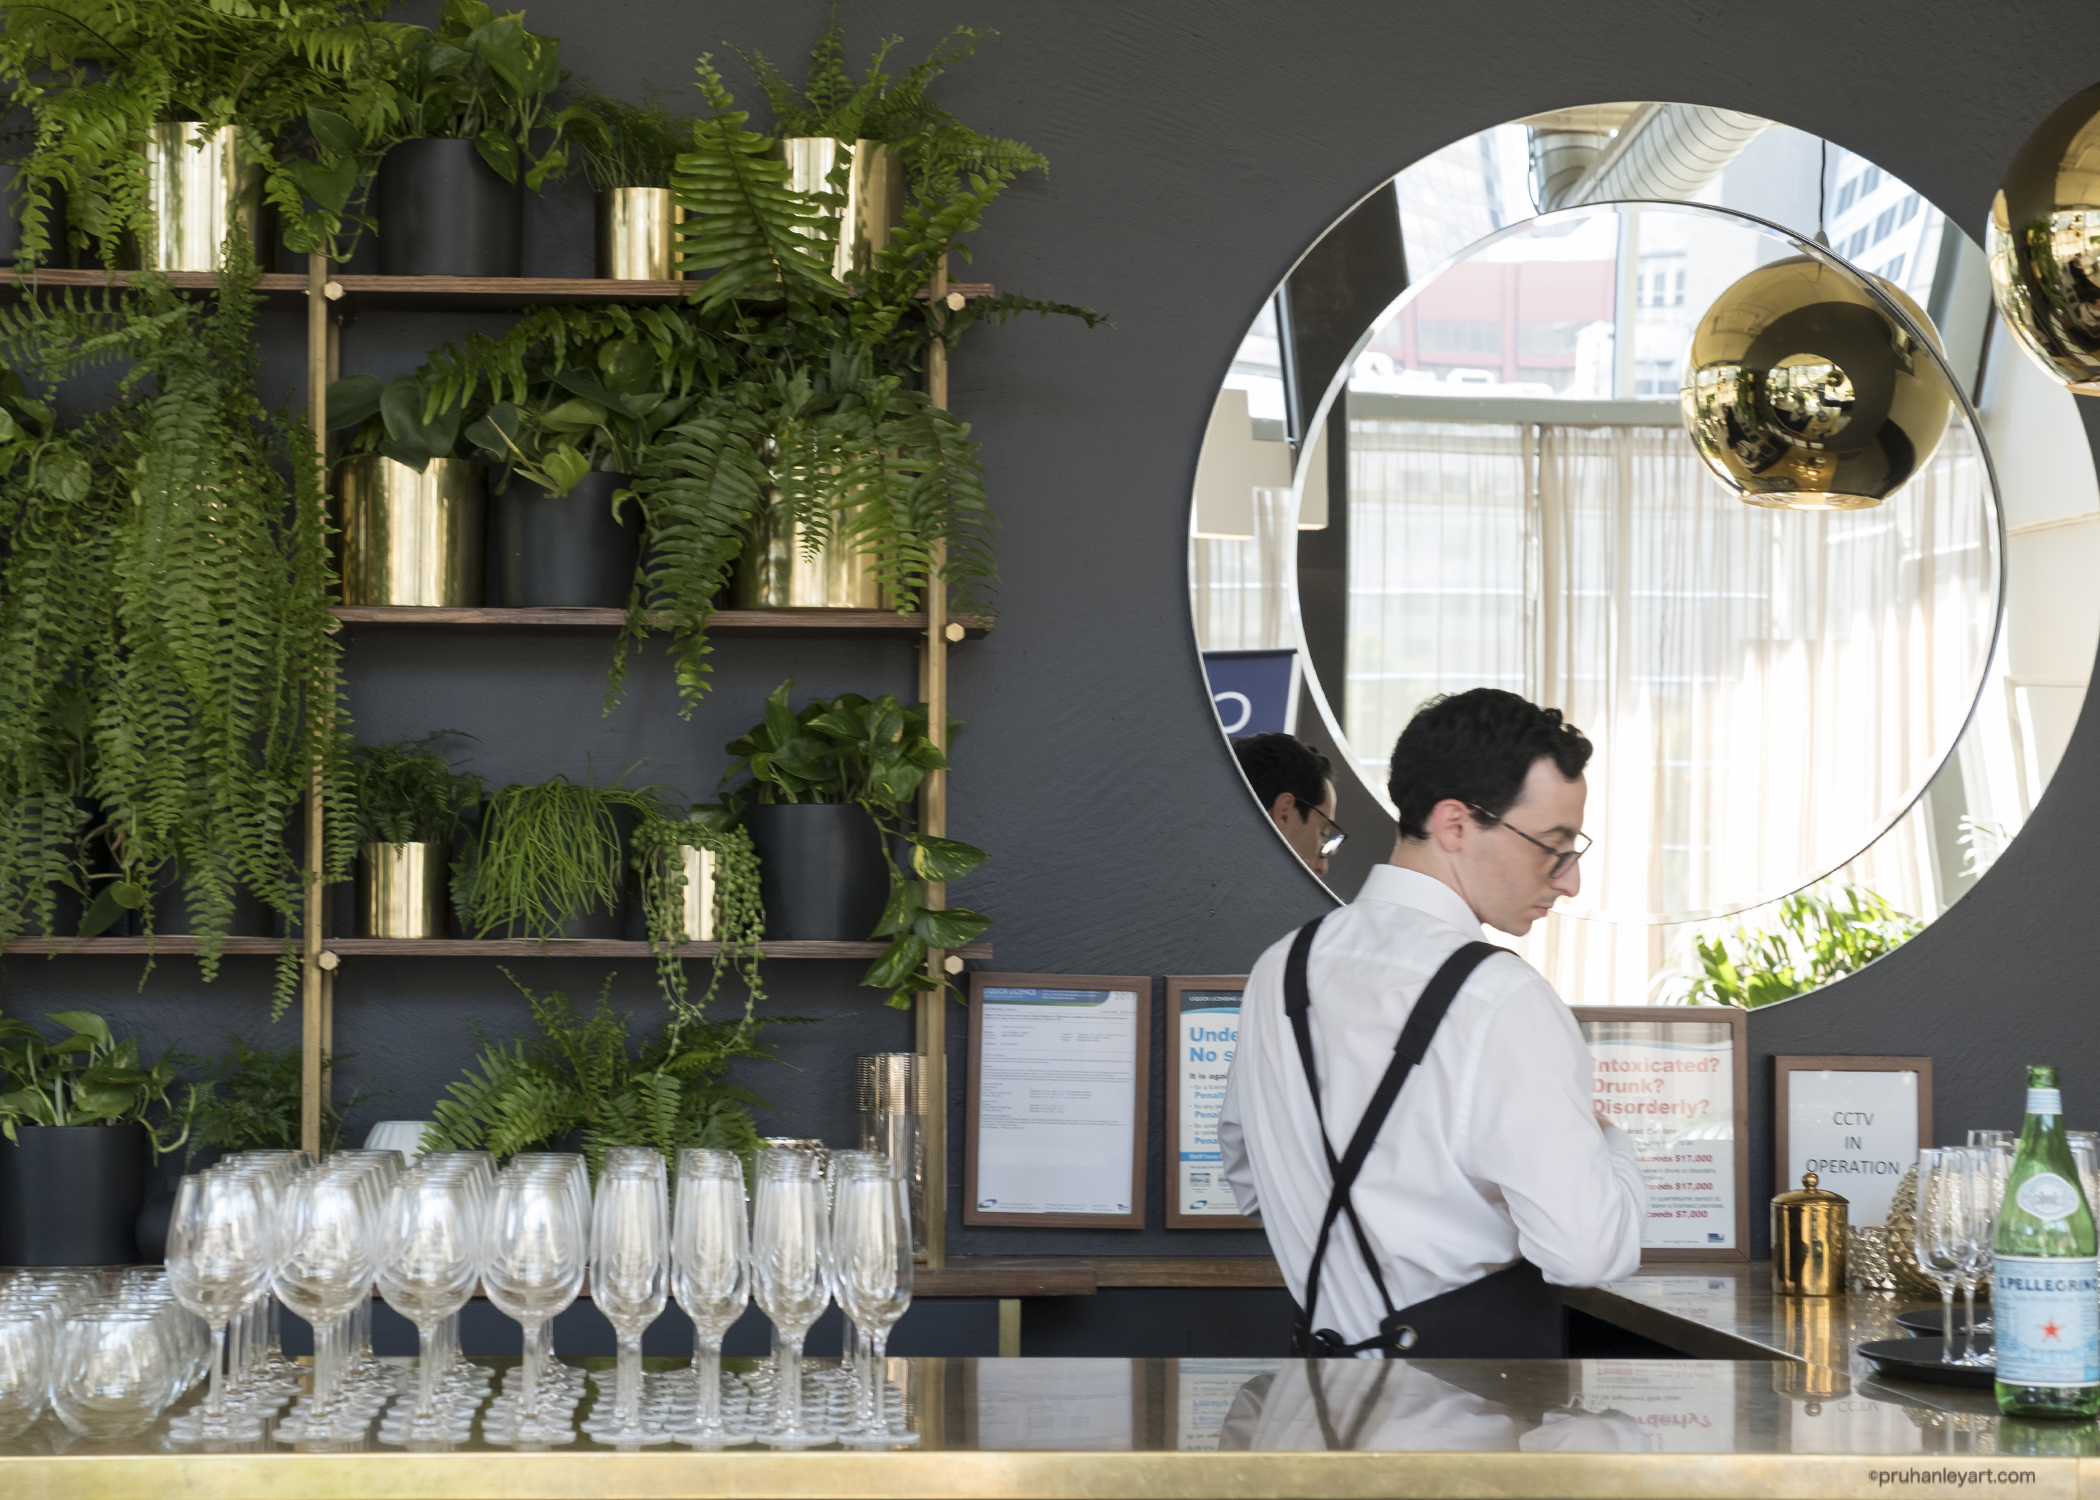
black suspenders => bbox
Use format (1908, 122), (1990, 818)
(1282, 913), (1504, 1358)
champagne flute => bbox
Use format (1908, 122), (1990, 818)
(750, 1148), (831, 1449)
(375, 1167), (484, 1436)
(587, 1148), (670, 1446)
(832, 1155), (919, 1447)
(1914, 1147), (1976, 1365)
(165, 1170), (268, 1440)
(671, 1148), (749, 1448)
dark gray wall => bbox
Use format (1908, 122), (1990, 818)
(7, 0), (2097, 1265)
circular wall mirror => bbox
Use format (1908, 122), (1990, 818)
(1192, 107), (2100, 1006)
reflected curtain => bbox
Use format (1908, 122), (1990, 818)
(1191, 487), (1295, 652)
(1345, 413), (1993, 1004)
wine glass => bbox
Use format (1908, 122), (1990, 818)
(272, 1167), (380, 1436)
(831, 1155), (919, 1447)
(670, 1148), (749, 1448)
(749, 1148), (831, 1449)
(1952, 1147), (2003, 1365)
(0, 1309), (51, 1440)
(164, 1170), (268, 1440)
(1914, 1147), (1976, 1365)
(484, 1161), (588, 1444)
(52, 1307), (182, 1439)
(586, 1148), (670, 1446)
(375, 1167), (485, 1437)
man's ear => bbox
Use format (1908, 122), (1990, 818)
(1428, 797), (1472, 851)
(1268, 791), (1299, 828)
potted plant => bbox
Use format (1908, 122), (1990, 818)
(0, 1010), (190, 1265)
(0, 0), (396, 270)
(565, 87), (694, 279)
(630, 800), (766, 1011)
(0, 249), (350, 1015)
(352, 734), (486, 939)
(420, 972), (788, 1177)
(723, 679), (987, 1006)
(456, 774), (652, 940)
(371, 0), (569, 276)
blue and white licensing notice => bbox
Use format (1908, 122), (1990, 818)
(976, 987), (1138, 1215)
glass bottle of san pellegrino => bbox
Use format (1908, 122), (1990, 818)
(1995, 1065), (2100, 1418)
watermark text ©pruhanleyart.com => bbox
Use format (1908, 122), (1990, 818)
(1867, 1469), (2040, 1488)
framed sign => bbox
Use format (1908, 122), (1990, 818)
(1774, 1056), (1932, 1226)
(966, 973), (1150, 1229)
(1573, 1007), (1750, 1263)
(1164, 976), (1258, 1229)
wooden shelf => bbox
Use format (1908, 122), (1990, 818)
(329, 605), (991, 639)
(0, 269), (995, 313)
(4, 936), (991, 960)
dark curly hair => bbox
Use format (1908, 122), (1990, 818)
(1388, 689), (1591, 840)
(1233, 733), (1332, 812)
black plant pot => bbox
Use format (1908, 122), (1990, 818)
(146, 862), (272, 938)
(0, 1124), (149, 1266)
(744, 803), (889, 941)
(489, 470), (641, 607)
(375, 138), (522, 277)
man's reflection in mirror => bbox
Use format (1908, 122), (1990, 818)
(1216, 1363), (1643, 1452)
(1233, 733), (1344, 878)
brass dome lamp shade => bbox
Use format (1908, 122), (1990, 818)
(1988, 84), (2100, 393)
(1680, 256), (1952, 509)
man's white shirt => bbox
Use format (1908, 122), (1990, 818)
(1219, 865), (1644, 1346)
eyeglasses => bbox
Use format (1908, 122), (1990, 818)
(1293, 799), (1347, 858)
(1466, 805), (1590, 879)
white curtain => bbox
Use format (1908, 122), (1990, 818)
(1345, 413), (1995, 1005)
(1190, 486), (1295, 652)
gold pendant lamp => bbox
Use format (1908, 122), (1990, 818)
(1988, 84), (2100, 394)
(1680, 256), (1951, 509)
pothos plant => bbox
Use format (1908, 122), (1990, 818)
(0, 1009), (193, 1157)
(724, 679), (986, 1007)
(0, 241), (352, 1014)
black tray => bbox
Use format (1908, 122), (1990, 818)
(1859, 1336), (1996, 1389)
(1896, 1308), (1990, 1337)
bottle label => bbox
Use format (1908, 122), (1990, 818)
(2018, 1173), (2081, 1221)
(2030, 1087), (2063, 1117)
(1994, 1256), (2100, 1387)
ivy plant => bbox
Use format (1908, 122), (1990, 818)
(0, 244), (352, 1014)
(723, 679), (987, 1007)
(0, 1009), (192, 1156)
(419, 971), (796, 1178)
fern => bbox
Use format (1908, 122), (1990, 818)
(673, 55), (844, 308)
(0, 241), (349, 1016)
(418, 970), (795, 1179)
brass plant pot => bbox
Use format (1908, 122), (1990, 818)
(141, 122), (262, 272)
(675, 845), (717, 942)
(732, 490), (883, 609)
(597, 188), (683, 280)
(774, 138), (905, 282)
(358, 842), (447, 939)
(335, 455), (485, 607)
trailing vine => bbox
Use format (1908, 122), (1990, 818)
(629, 804), (766, 1018)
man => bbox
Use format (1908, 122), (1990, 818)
(1220, 688), (1642, 1358)
(1232, 732), (1344, 878)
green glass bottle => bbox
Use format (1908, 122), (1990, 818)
(1995, 1065), (2100, 1418)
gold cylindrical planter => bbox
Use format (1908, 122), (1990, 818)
(677, 844), (718, 942)
(596, 188), (683, 280)
(358, 842), (446, 939)
(774, 138), (905, 281)
(732, 488), (883, 609)
(141, 122), (263, 272)
(335, 455), (485, 606)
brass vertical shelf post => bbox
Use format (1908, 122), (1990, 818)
(917, 256), (952, 1267)
(300, 253), (332, 1156)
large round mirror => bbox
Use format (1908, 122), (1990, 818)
(1193, 107), (2100, 1006)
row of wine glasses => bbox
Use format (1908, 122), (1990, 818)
(2, 1139), (919, 1450)
(1915, 1146), (2006, 1366)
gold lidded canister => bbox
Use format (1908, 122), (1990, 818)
(1773, 1170), (1849, 1297)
